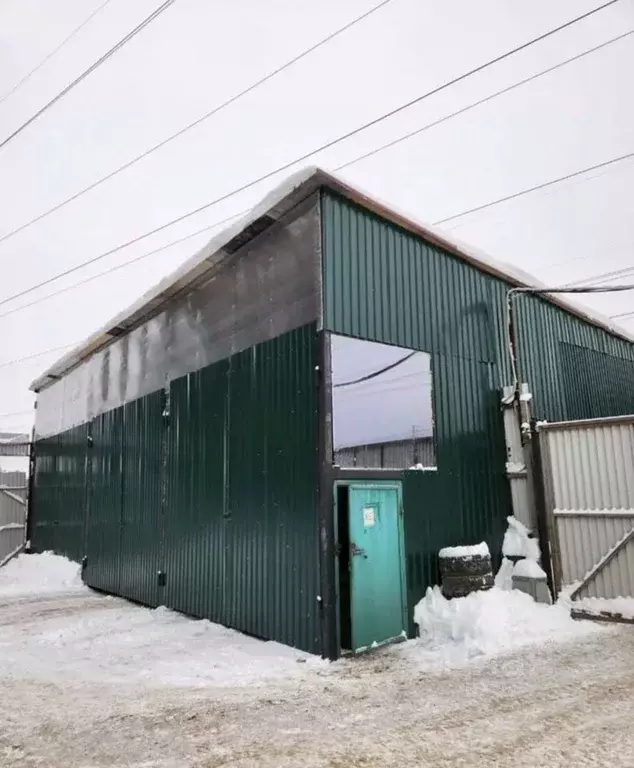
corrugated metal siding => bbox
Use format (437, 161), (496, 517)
(323, 194), (493, 363)
(119, 391), (164, 607)
(321, 193), (510, 629)
(165, 360), (229, 622)
(506, 289), (634, 421)
(335, 437), (435, 470)
(85, 408), (122, 594)
(31, 424), (88, 561)
(541, 418), (634, 600)
(164, 326), (321, 653)
(546, 421), (634, 511)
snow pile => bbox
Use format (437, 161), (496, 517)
(405, 585), (601, 666)
(0, 597), (321, 688)
(495, 517), (546, 590)
(0, 553), (320, 688)
(0, 552), (84, 597)
(571, 596), (634, 620)
(494, 557), (515, 590)
(513, 558), (547, 579)
(439, 542), (490, 559)
(502, 516), (540, 560)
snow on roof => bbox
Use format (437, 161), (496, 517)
(31, 167), (634, 392)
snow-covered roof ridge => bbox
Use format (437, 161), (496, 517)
(30, 166), (634, 391)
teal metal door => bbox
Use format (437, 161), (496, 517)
(347, 484), (406, 652)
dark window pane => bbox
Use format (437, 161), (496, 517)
(331, 335), (436, 469)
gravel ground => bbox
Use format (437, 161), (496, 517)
(1, 590), (633, 767)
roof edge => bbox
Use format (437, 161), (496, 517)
(31, 166), (634, 391)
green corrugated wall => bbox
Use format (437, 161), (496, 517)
(31, 324), (321, 654)
(165, 326), (320, 652)
(31, 423), (88, 561)
(321, 190), (634, 630)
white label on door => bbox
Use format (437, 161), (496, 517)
(363, 507), (375, 527)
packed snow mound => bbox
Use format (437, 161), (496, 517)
(513, 558), (547, 579)
(406, 586), (601, 666)
(502, 516), (540, 560)
(494, 557), (514, 590)
(0, 552), (84, 597)
(439, 542), (490, 559)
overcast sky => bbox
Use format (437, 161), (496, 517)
(1, 0), (633, 434)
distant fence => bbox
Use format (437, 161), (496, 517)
(0, 470), (27, 565)
(335, 436), (435, 469)
(0, 433), (30, 566)
(537, 415), (634, 607)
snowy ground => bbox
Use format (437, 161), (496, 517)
(1, 555), (633, 767)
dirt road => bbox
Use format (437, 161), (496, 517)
(1, 590), (633, 767)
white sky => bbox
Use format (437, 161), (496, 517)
(1, 0), (633, 433)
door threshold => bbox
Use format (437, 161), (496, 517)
(352, 631), (408, 655)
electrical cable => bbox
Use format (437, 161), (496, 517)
(0, 0), (114, 107)
(0, 410), (32, 419)
(0, 344), (75, 370)
(338, 28), (634, 172)
(0, 0), (175, 150)
(0, 212), (241, 320)
(0, 0), (396, 246)
(1, 22), (632, 320)
(611, 309), (634, 319)
(334, 351), (417, 387)
(565, 263), (634, 287)
(0, 0), (621, 312)
(435, 150), (634, 225)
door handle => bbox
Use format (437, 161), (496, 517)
(350, 542), (367, 559)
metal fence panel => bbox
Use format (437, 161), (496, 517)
(0, 470), (27, 565)
(540, 416), (634, 603)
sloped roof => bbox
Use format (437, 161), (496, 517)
(31, 166), (634, 391)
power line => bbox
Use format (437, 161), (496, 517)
(0, 0), (396, 246)
(0, 212), (241, 321)
(338, 28), (634, 171)
(0, 0), (175, 151)
(434, 150), (634, 225)
(0, 410), (32, 419)
(7, 144), (631, 319)
(0, 0), (114, 107)
(0, 0), (621, 311)
(334, 351), (417, 387)
(0, 23), (631, 322)
(611, 309), (634, 319)
(565, 262), (634, 287)
(0, 344), (75, 370)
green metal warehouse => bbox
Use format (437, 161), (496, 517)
(29, 167), (634, 658)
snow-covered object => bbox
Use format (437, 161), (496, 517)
(494, 557), (514, 591)
(410, 585), (601, 665)
(513, 558), (547, 579)
(0, 552), (84, 597)
(571, 596), (634, 620)
(502, 516), (540, 560)
(438, 542), (490, 559)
